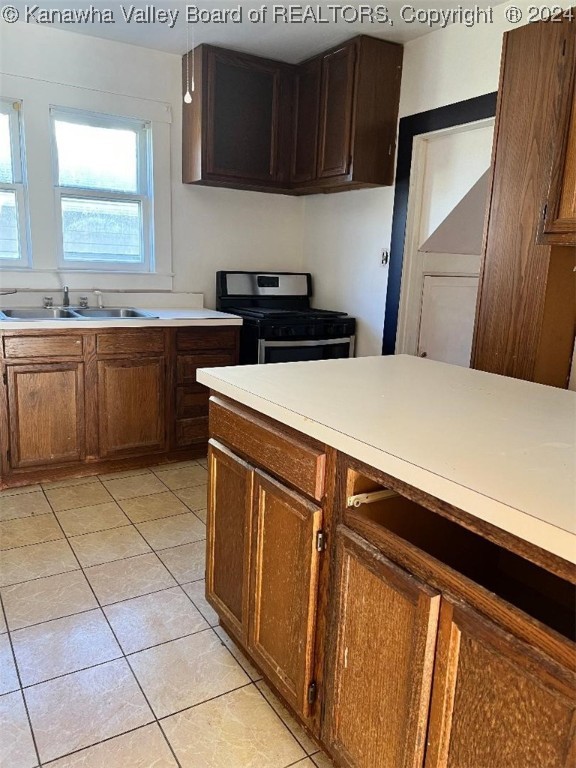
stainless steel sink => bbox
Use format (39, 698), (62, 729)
(0, 308), (80, 320)
(0, 307), (159, 320)
(72, 308), (159, 319)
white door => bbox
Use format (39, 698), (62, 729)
(396, 120), (494, 366)
(417, 276), (479, 367)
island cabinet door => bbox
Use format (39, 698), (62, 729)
(425, 599), (576, 768)
(323, 527), (440, 768)
(6, 362), (85, 469)
(97, 358), (166, 458)
(248, 470), (323, 719)
(206, 441), (254, 644)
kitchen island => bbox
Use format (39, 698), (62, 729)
(197, 355), (576, 768)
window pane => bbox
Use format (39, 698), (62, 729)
(0, 113), (13, 183)
(61, 197), (142, 264)
(0, 189), (20, 259)
(55, 120), (139, 192)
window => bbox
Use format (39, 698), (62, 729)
(0, 99), (28, 267)
(51, 109), (153, 271)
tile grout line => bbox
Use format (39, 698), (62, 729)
(252, 676), (318, 758)
(2, 460), (287, 767)
(38, 505), (185, 768)
(0, 591), (44, 768)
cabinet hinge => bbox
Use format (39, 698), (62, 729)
(388, 143), (393, 156)
(543, 203), (548, 223)
(307, 681), (317, 706)
(316, 530), (326, 552)
(2, 372), (6, 385)
(6, 449), (10, 464)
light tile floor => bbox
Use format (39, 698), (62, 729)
(0, 460), (332, 768)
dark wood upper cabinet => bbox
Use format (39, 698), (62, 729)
(540, 33), (576, 246)
(183, 45), (293, 190)
(291, 58), (322, 184)
(183, 36), (403, 195)
(317, 43), (356, 180)
(472, 15), (576, 388)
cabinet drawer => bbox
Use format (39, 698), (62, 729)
(176, 387), (209, 419)
(3, 335), (83, 359)
(176, 416), (209, 446)
(177, 352), (236, 386)
(210, 400), (326, 501)
(96, 330), (165, 356)
(176, 327), (238, 352)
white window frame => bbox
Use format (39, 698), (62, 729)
(50, 107), (154, 273)
(0, 98), (30, 268)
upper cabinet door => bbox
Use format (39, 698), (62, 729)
(206, 441), (254, 644)
(323, 527), (440, 768)
(317, 43), (356, 179)
(249, 470), (323, 720)
(541, 30), (576, 246)
(425, 599), (576, 768)
(205, 48), (281, 182)
(291, 58), (322, 183)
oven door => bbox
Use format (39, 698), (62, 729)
(258, 337), (355, 364)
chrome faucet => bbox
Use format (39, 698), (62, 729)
(93, 290), (104, 309)
(62, 286), (70, 307)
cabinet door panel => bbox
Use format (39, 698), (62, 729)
(207, 441), (253, 643)
(426, 600), (576, 768)
(98, 357), (165, 457)
(249, 470), (322, 718)
(317, 44), (356, 179)
(324, 527), (440, 768)
(292, 58), (321, 183)
(7, 363), (85, 469)
(206, 49), (280, 181)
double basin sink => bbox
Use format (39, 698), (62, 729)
(0, 308), (159, 321)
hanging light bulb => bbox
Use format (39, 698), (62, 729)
(184, 21), (195, 104)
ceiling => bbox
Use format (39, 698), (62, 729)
(8, 1), (494, 62)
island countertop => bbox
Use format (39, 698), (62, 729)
(197, 355), (576, 565)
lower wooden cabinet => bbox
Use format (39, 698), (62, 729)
(97, 357), (166, 458)
(323, 527), (440, 768)
(5, 362), (85, 469)
(249, 471), (322, 717)
(0, 326), (239, 485)
(206, 441), (253, 643)
(426, 600), (576, 768)
(206, 438), (324, 721)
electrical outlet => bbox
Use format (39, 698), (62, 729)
(381, 249), (390, 266)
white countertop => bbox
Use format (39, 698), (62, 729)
(197, 355), (576, 564)
(0, 309), (242, 330)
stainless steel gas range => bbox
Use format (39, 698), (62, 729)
(216, 271), (356, 365)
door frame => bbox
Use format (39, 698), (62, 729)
(382, 93), (497, 355)
(395, 121), (493, 356)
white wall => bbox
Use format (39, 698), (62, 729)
(0, 21), (304, 306)
(301, 0), (572, 356)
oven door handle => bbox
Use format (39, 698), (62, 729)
(258, 336), (355, 363)
(261, 337), (352, 347)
